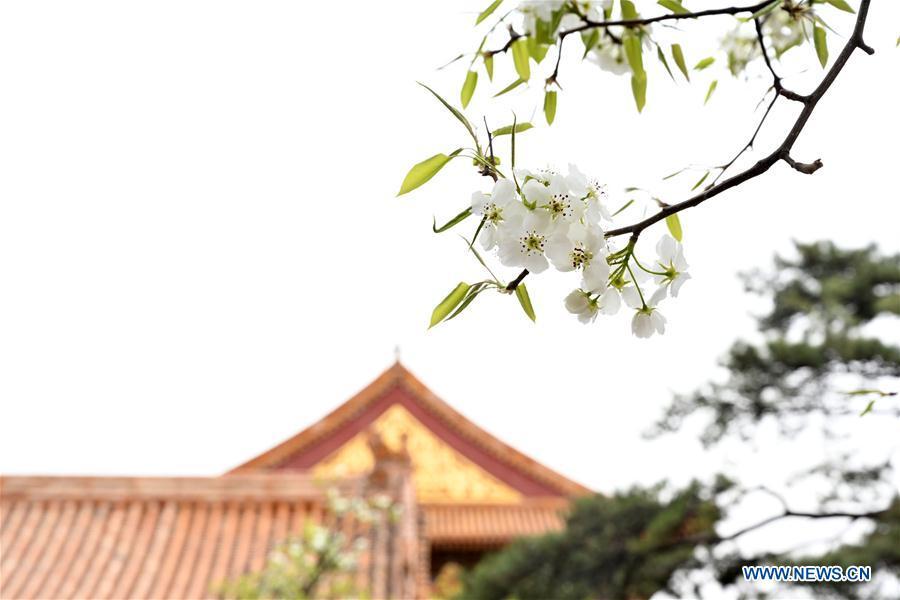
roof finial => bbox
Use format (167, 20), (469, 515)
(393, 345), (401, 363)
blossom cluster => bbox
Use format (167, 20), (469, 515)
(470, 165), (689, 338)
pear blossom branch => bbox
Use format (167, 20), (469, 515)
(603, 0), (874, 241)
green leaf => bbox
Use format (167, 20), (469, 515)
(657, 0), (688, 14)
(492, 122), (533, 136)
(544, 90), (558, 125)
(623, 33), (644, 74)
(397, 149), (462, 196)
(631, 72), (647, 113)
(433, 207), (472, 233)
(824, 0), (855, 13)
(691, 170), (709, 191)
(484, 54), (494, 80)
(694, 56), (715, 70)
(460, 70), (478, 108)
(417, 83), (480, 151)
(656, 45), (674, 80)
(430, 282), (471, 328)
(515, 284), (536, 322)
(671, 44), (689, 80)
(859, 399), (875, 416)
(665, 213), (683, 241)
(511, 38), (531, 81)
(663, 167), (687, 180)
(581, 30), (600, 58)
(447, 282), (489, 321)
(704, 79), (718, 104)
(620, 0), (639, 20)
(813, 26), (828, 68)
(494, 78), (525, 97)
(612, 199), (635, 216)
(744, 0), (780, 21)
(475, 0), (504, 24)
(527, 36), (550, 63)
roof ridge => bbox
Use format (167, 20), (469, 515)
(228, 361), (591, 497)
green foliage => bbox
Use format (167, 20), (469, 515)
(430, 282), (471, 328)
(814, 25), (829, 67)
(461, 70), (478, 108)
(654, 239), (900, 463)
(459, 484), (719, 600)
(665, 213), (683, 241)
(397, 150), (462, 196)
(543, 90), (557, 125)
(514, 284), (536, 322)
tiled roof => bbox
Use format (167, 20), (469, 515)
(0, 474), (423, 600)
(423, 499), (568, 548)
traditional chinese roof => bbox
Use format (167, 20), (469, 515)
(230, 362), (590, 502)
(423, 498), (568, 549)
(0, 474), (424, 600)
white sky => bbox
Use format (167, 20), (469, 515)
(1, 0), (898, 520)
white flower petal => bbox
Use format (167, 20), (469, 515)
(656, 235), (677, 263)
(598, 287), (621, 315)
(491, 178), (516, 206)
(621, 286), (643, 309)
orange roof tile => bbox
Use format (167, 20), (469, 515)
(423, 499), (568, 548)
(0, 474), (422, 600)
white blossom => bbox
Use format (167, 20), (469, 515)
(546, 222), (609, 291)
(631, 306), (667, 338)
(471, 178), (523, 250)
(650, 234), (691, 303)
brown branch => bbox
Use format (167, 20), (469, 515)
(604, 0), (874, 240)
(506, 269), (529, 291)
(568, 0), (775, 36)
(754, 16), (807, 103)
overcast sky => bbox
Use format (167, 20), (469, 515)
(1, 0), (898, 520)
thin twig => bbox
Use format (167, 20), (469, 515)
(604, 0), (874, 240)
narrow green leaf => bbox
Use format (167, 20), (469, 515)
(694, 56), (715, 70)
(665, 213), (683, 241)
(475, 0), (504, 24)
(623, 33), (644, 74)
(620, 0), (639, 20)
(515, 284), (536, 322)
(511, 38), (531, 81)
(544, 90), (557, 125)
(612, 199), (635, 216)
(846, 389), (891, 397)
(460, 70), (478, 108)
(430, 282), (470, 328)
(447, 282), (489, 321)
(581, 30), (600, 58)
(527, 36), (550, 63)
(663, 167), (687, 180)
(433, 207), (472, 233)
(492, 122), (533, 136)
(704, 79), (718, 104)
(860, 399), (876, 417)
(691, 170), (709, 191)
(813, 26), (828, 68)
(417, 83), (479, 150)
(656, 46), (674, 80)
(671, 44), (689, 80)
(744, 0), (780, 21)
(494, 78), (525, 97)
(631, 72), (647, 113)
(657, 0), (688, 14)
(824, 0), (855, 13)
(484, 54), (494, 80)
(397, 150), (462, 196)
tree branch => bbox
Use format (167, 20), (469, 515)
(604, 0), (874, 240)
